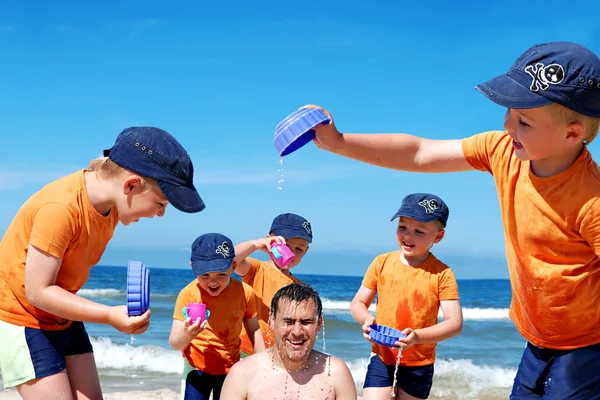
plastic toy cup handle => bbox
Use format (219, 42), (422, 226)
(269, 242), (295, 268)
(182, 303), (210, 324)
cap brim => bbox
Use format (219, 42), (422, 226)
(158, 181), (205, 213)
(191, 258), (232, 276)
(271, 227), (312, 243)
(475, 73), (553, 109)
(390, 211), (437, 223)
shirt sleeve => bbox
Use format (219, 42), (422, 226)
(579, 197), (600, 255)
(243, 283), (257, 319)
(438, 268), (460, 301)
(362, 256), (381, 291)
(173, 285), (192, 320)
(462, 130), (510, 175)
(29, 203), (78, 259)
(240, 258), (261, 285)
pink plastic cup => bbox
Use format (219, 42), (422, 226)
(269, 241), (295, 268)
(182, 302), (210, 324)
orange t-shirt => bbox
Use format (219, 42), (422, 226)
(239, 258), (300, 354)
(463, 131), (600, 349)
(0, 170), (119, 330)
(173, 278), (256, 375)
(363, 251), (459, 366)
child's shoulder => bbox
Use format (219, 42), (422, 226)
(427, 253), (454, 273)
(372, 250), (401, 264)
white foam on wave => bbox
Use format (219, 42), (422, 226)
(91, 337), (183, 374)
(321, 299), (509, 320)
(78, 288), (123, 297)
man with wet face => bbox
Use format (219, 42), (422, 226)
(221, 283), (357, 399)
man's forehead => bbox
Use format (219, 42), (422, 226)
(277, 299), (317, 318)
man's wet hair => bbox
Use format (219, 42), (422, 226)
(270, 283), (323, 318)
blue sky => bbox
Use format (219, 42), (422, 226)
(1, 1), (599, 278)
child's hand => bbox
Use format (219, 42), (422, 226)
(361, 316), (376, 342)
(255, 236), (286, 253)
(396, 328), (418, 350)
(108, 306), (151, 334)
(301, 105), (342, 151)
(183, 317), (207, 338)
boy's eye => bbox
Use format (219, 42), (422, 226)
(518, 119), (529, 127)
(416, 230), (424, 234)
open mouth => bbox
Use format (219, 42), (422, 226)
(402, 240), (415, 249)
(207, 286), (221, 294)
(286, 339), (306, 349)
(513, 140), (523, 150)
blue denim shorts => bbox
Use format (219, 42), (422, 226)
(184, 368), (227, 400)
(363, 354), (434, 399)
(511, 341), (600, 400)
(0, 320), (93, 388)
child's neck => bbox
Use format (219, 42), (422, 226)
(530, 143), (584, 177)
(400, 251), (430, 266)
(84, 170), (116, 216)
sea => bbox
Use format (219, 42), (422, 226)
(2, 265), (522, 399)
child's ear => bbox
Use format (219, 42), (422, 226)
(433, 229), (445, 244)
(122, 175), (142, 195)
(565, 121), (585, 145)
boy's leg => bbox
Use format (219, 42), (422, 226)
(66, 353), (101, 400)
(362, 354), (395, 400)
(17, 370), (73, 400)
(64, 321), (101, 400)
(543, 342), (600, 400)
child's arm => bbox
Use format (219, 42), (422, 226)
(233, 236), (286, 277)
(243, 316), (265, 353)
(168, 317), (206, 351)
(25, 244), (150, 333)
(350, 285), (377, 341)
(307, 105), (473, 173)
(398, 299), (463, 349)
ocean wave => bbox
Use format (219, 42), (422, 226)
(321, 299), (509, 320)
(90, 337), (514, 398)
(91, 337), (183, 374)
(78, 288), (124, 297)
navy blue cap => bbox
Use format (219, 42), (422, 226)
(476, 42), (600, 118)
(270, 213), (313, 243)
(104, 127), (205, 213)
(190, 233), (235, 276)
(391, 193), (449, 228)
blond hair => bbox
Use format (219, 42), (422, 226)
(545, 103), (600, 144)
(87, 157), (159, 192)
